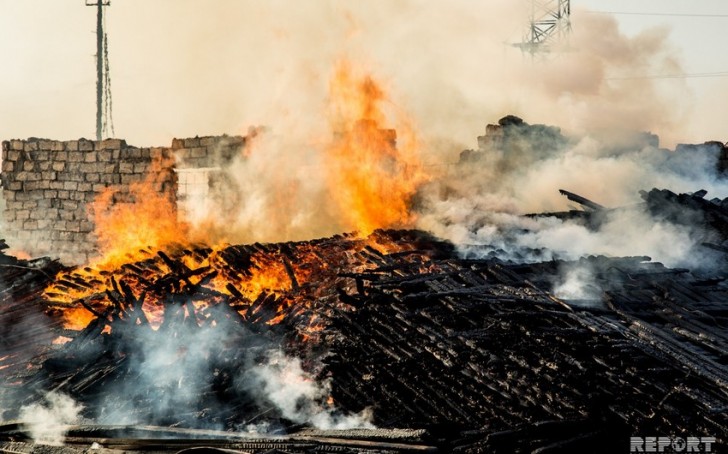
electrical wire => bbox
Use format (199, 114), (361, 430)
(606, 71), (728, 80)
(584, 11), (728, 18)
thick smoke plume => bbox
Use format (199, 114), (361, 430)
(417, 118), (728, 271)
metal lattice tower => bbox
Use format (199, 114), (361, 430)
(514, 0), (571, 56)
(86, 0), (114, 140)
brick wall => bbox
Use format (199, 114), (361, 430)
(0, 135), (245, 265)
(172, 135), (245, 169)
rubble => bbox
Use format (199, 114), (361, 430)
(0, 214), (726, 452)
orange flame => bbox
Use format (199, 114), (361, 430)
(89, 152), (188, 270)
(61, 306), (96, 331)
(325, 60), (428, 235)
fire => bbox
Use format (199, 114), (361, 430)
(61, 306), (96, 331)
(325, 60), (428, 235)
(42, 61), (427, 338)
(89, 151), (188, 270)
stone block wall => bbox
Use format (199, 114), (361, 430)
(0, 138), (174, 264)
(0, 134), (247, 264)
(172, 135), (245, 169)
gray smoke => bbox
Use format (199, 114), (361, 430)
(416, 120), (728, 275)
(18, 392), (83, 446)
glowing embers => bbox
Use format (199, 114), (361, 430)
(44, 244), (310, 338)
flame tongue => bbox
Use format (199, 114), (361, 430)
(325, 61), (429, 235)
(90, 151), (188, 271)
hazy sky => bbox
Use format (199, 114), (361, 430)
(0, 1), (726, 148)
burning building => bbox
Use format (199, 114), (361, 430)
(1, 64), (728, 452)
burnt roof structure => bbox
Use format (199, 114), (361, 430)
(1, 187), (728, 453)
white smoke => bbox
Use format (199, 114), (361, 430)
(552, 263), (601, 307)
(417, 120), (728, 272)
(18, 392), (82, 446)
(243, 350), (374, 430)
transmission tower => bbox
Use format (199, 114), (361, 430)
(86, 1), (114, 141)
(514, 0), (571, 56)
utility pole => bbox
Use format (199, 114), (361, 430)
(86, 1), (112, 141)
(514, 0), (571, 57)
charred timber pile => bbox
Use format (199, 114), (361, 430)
(1, 202), (728, 452)
(0, 240), (63, 378)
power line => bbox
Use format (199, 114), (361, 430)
(585, 11), (728, 18)
(606, 71), (728, 81)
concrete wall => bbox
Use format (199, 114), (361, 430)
(0, 135), (245, 264)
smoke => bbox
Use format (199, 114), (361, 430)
(147, 0), (704, 247)
(93, 310), (259, 427)
(416, 118), (728, 273)
(241, 350), (374, 430)
(552, 262), (601, 308)
(18, 392), (83, 446)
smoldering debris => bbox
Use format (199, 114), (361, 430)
(2, 227), (727, 452)
(417, 116), (728, 273)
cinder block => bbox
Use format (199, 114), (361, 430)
(79, 163), (96, 173)
(39, 140), (55, 150)
(68, 151), (84, 162)
(52, 161), (65, 172)
(190, 147), (207, 158)
(184, 137), (200, 148)
(30, 151), (49, 161)
(63, 182), (78, 191)
(23, 220), (38, 230)
(99, 139), (125, 150)
(2, 161), (14, 172)
(11, 140), (24, 151)
(65, 141), (79, 151)
(78, 140), (94, 151)
(23, 141), (38, 152)
(84, 151), (98, 163)
(61, 200), (78, 211)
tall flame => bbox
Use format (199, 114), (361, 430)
(325, 60), (428, 235)
(89, 152), (189, 269)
